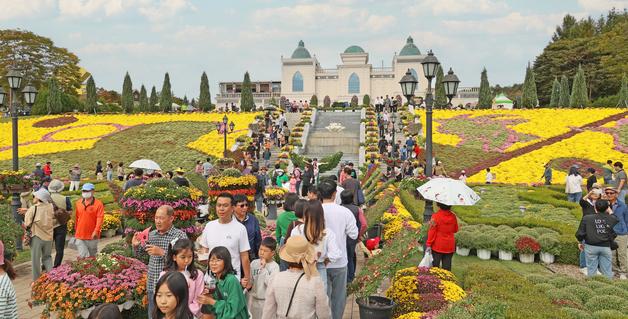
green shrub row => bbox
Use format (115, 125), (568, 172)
(365, 195), (394, 228)
(398, 189), (424, 222)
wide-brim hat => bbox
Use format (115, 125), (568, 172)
(48, 179), (64, 193)
(604, 187), (618, 193)
(279, 236), (318, 278)
(33, 188), (51, 203)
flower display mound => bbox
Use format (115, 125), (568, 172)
(550, 157), (605, 175)
(32, 116), (78, 128)
(120, 178), (200, 238)
(32, 253), (147, 319)
(386, 266), (466, 318)
(206, 168), (256, 199)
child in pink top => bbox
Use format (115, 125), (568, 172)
(289, 173), (297, 193)
(160, 238), (204, 317)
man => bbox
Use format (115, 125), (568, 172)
(199, 193), (252, 289)
(340, 190), (363, 283)
(246, 142), (257, 161)
(74, 183), (104, 258)
(123, 168), (144, 191)
(132, 205), (187, 318)
(341, 167), (363, 206)
(48, 179), (72, 267)
(606, 187), (628, 279)
(202, 157), (213, 178)
(68, 164), (82, 191)
(405, 137), (415, 159)
(253, 166), (267, 213)
(33, 163), (45, 179)
(614, 162), (627, 204)
(171, 167), (190, 187)
(319, 181), (358, 319)
(541, 162), (552, 185)
(301, 164), (315, 197)
(43, 161), (52, 177)
(347, 162), (357, 179)
(233, 195), (262, 261)
(603, 160), (614, 185)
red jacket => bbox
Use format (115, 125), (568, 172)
(426, 209), (459, 253)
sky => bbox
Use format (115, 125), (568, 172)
(1, 0), (627, 100)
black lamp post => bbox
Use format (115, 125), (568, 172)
(229, 121), (235, 132)
(390, 112), (397, 158)
(420, 50), (440, 222)
(222, 115), (229, 157)
(443, 68), (460, 107)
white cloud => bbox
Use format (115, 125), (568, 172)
(57, 0), (192, 20)
(79, 41), (177, 56)
(578, 0), (628, 12)
(408, 0), (509, 17)
(138, 0), (194, 22)
(0, 0), (55, 21)
(442, 12), (564, 35)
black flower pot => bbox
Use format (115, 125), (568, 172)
(356, 296), (395, 319)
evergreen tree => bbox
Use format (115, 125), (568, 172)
(310, 95), (318, 107)
(362, 94), (370, 106)
(86, 75), (97, 113)
(269, 96), (278, 107)
(549, 77), (561, 108)
(478, 67), (492, 109)
(183, 95), (189, 105)
(46, 77), (62, 114)
(240, 71), (254, 112)
(160, 73), (172, 112)
(139, 85), (149, 112)
(616, 73), (627, 107)
(570, 65), (589, 107)
(121, 72), (133, 113)
(199, 72), (212, 111)
(522, 63), (538, 108)
(434, 66), (447, 108)
(559, 75), (570, 107)
(149, 86), (158, 112)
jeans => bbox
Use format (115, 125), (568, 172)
(254, 194), (264, 213)
(69, 181), (80, 191)
(584, 244), (613, 279)
(346, 240), (357, 282)
(612, 234), (627, 275)
(579, 250), (587, 268)
(76, 239), (98, 257)
(326, 267), (348, 319)
(31, 236), (53, 281)
(317, 262), (328, 292)
(106, 171), (113, 181)
(619, 189), (627, 204)
(567, 192), (582, 203)
(53, 224), (68, 267)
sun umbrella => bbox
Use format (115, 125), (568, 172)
(264, 105), (277, 111)
(417, 178), (481, 206)
(129, 159), (161, 171)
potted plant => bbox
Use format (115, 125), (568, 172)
(474, 233), (495, 260)
(101, 214), (121, 238)
(516, 235), (541, 263)
(264, 186), (287, 220)
(496, 232), (516, 261)
(454, 231), (473, 256)
(0, 169), (37, 194)
(538, 233), (560, 264)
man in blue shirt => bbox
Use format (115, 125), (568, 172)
(607, 187), (628, 279)
(233, 194), (262, 261)
(405, 137), (415, 159)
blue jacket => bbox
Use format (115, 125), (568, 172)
(611, 200), (628, 236)
(238, 213), (262, 259)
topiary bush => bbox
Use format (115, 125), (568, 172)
(592, 310), (626, 319)
(548, 277), (578, 289)
(496, 233), (517, 253)
(585, 295), (628, 313)
(548, 290), (582, 307)
(593, 285), (628, 299)
(562, 285), (594, 304)
(561, 307), (590, 319)
(538, 233), (561, 255)
(525, 274), (550, 284)
(454, 231), (474, 249)
(584, 280), (613, 291)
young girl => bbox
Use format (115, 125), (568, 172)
(161, 238), (204, 317)
(289, 173), (297, 193)
(198, 247), (248, 319)
(153, 271), (195, 319)
(0, 240), (18, 318)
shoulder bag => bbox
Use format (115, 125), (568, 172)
(23, 206), (38, 247)
(285, 273), (305, 317)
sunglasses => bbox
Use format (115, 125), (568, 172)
(605, 192), (616, 195)
(237, 203), (249, 207)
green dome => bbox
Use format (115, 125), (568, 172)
(344, 45), (365, 54)
(291, 40), (312, 59)
(399, 36), (421, 56)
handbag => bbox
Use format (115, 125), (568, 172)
(23, 206), (38, 247)
(285, 273), (305, 317)
(52, 200), (71, 226)
(611, 240), (619, 251)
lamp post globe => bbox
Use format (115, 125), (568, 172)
(399, 69), (418, 103)
(222, 114), (228, 124)
(421, 50), (440, 80)
(0, 86), (5, 106)
(6, 69), (23, 89)
(229, 121), (235, 132)
(22, 84), (38, 105)
(443, 68), (460, 105)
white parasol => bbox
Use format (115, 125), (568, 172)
(129, 159), (161, 171)
(417, 178), (481, 206)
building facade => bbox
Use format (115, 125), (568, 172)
(215, 81), (281, 107)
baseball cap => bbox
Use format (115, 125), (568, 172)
(82, 183), (95, 191)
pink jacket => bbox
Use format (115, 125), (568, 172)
(289, 178), (297, 193)
(160, 269), (204, 316)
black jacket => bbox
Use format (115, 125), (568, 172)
(576, 213), (618, 247)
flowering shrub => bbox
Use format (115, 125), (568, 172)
(382, 196), (421, 240)
(264, 186), (286, 201)
(516, 235), (541, 254)
(101, 214), (122, 230)
(31, 254), (147, 319)
(0, 169), (38, 192)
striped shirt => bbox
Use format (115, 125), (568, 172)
(135, 226), (187, 294)
(0, 273), (17, 319)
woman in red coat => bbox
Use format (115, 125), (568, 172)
(426, 202), (459, 270)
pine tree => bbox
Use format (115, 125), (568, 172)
(549, 77), (561, 108)
(240, 71), (254, 112)
(570, 65), (588, 108)
(434, 66), (447, 108)
(199, 72), (212, 111)
(86, 75), (97, 113)
(139, 85), (149, 112)
(559, 75), (570, 107)
(149, 86), (158, 112)
(478, 67), (492, 109)
(310, 95), (318, 107)
(616, 73), (627, 108)
(46, 77), (62, 114)
(121, 72), (133, 113)
(160, 73), (172, 112)
(522, 63), (538, 108)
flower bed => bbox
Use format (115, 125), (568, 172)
(206, 174), (257, 198)
(31, 254), (147, 319)
(264, 186), (286, 205)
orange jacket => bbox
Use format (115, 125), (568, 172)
(74, 198), (105, 240)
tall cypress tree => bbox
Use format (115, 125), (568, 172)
(549, 77), (561, 108)
(559, 75), (570, 107)
(310, 95), (318, 107)
(240, 71), (254, 112)
(160, 73), (172, 112)
(149, 86), (158, 112)
(46, 77), (62, 114)
(121, 72), (133, 113)
(616, 73), (627, 108)
(86, 75), (97, 113)
(570, 65), (588, 108)
(199, 71), (212, 111)
(478, 67), (492, 109)
(139, 85), (149, 112)
(522, 63), (538, 108)
(433, 66), (447, 108)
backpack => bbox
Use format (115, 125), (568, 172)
(53, 200), (71, 225)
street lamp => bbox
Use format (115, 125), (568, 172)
(223, 115), (229, 157)
(390, 112), (397, 158)
(229, 121), (235, 132)
(443, 68), (460, 107)
(400, 69), (418, 104)
(0, 87), (6, 113)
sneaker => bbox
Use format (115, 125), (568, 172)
(580, 268), (587, 275)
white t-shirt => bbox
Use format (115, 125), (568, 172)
(291, 224), (342, 263)
(200, 218), (251, 278)
(565, 174), (583, 194)
(335, 185), (344, 205)
(486, 172), (494, 183)
(321, 203), (359, 269)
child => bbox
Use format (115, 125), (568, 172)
(161, 238), (204, 317)
(247, 237), (280, 319)
(289, 173), (297, 193)
(198, 247), (248, 319)
(486, 168), (494, 184)
(0, 240), (17, 318)
(153, 271), (195, 319)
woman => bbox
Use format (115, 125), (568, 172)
(95, 161), (103, 180)
(578, 187), (603, 272)
(575, 200), (618, 279)
(426, 202), (459, 271)
(566, 166), (584, 202)
(285, 199), (307, 243)
(116, 162), (125, 181)
(433, 161), (448, 177)
(0, 240), (18, 319)
(23, 188), (55, 281)
(106, 161), (114, 181)
(586, 168), (598, 192)
(262, 236), (330, 319)
(195, 160), (203, 174)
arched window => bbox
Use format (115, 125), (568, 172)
(348, 73), (360, 94)
(292, 71), (303, 92)
(410, 68), (418, 80)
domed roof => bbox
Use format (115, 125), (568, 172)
(344, 45), (365, 54)
(399, 36), (421, 56)
(291, 40), (312, 59)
